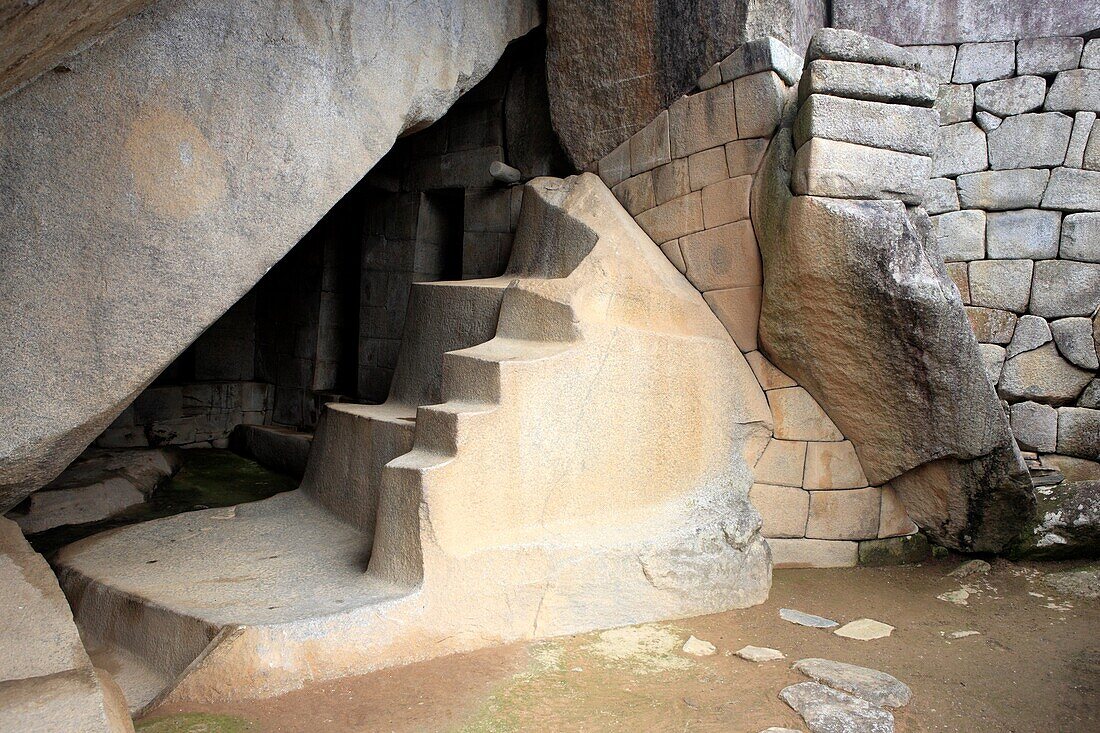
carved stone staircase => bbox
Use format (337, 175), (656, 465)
(55, 173), (773, 712)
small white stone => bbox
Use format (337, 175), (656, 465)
(833, 618), (894, 640)
(948, 630), (981, 639)
(736, 645), (786, 662)
(938, 588), (971, 605)
(780, 608), (839, 628)
(682, 635), (717, 656)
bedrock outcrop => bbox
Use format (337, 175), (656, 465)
(0, 0), (540, 510)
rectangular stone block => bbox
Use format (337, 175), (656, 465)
(1086, 39), (1100, 70)
(754, 439), (808, 487)
(1066, 111), (1097, 168)
(680, 220), (760, 291)
(792, 138), (931, 205)
(659, 240), (686, 273)
(804, 440), (869, 490)
(1010, 400), (1058, 452)
(906, 45), (956, 83)
(745, 351), (797, 391)
(652, 159), (690, 204)
(1042, 167), (1100, 211)
(1045, 69), (1100, 112)
(688, 147), (729, 191)
(798, 59), (938, 107)
(966, 306), (1018, 344)
(630, 110), (671, 175)
(702, 286), (761, 352)
(1056, 407), (1100, 458)
(986, 209), (1061, 259)
(806, 487), (882, 541)
(933, 209), (985, 261)
(878, 485), (918, 538)
(953, 41), (1015, 83)
(725, 138), (769, 177)
(1061, 213), (1100, 263)
(1016, 36), (1084, 76)
(968, 259), (1033, 313)
(669, 84), (738, 158)
(946, 261), (970, 303)
(720, 36), (804, 86)
(611, 172), (656, 216)
(701, 175), (752, 228)
(1030, 260), (1100, 318)
(975, 76), (1046, 117)
(794, 94), (937, 156)
(923, 177), (959, 215)
(634, 191), (703, 244)
(956, 169), (1050, 210)
(988, 113), (1073, 170)
(735, 71), (786, 138)
(932, 121), (988, 177)
(767, 387), (844, 442)
(767, 538), (859, 568)
(935, 83), (974, 125)
(750, 484), (810, 539)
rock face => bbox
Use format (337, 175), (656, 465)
(753, 29), (1033, 552)
(0, 0), (541, 510)
(1012, 480), (1100, 559)
(544, 0), (825, 169)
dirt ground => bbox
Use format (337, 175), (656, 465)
(139, 557), (1099, 733)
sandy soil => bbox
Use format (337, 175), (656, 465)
(140, 557), (1099, 733)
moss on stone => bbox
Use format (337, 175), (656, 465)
(136, 712), (256, 733)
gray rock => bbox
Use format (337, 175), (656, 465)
(1006, 315), (1053, 358)
(720, 36), (806, 86)
(858, 534), (932, 566)
(1045, 69), (1100, 113)
(1085, 126), (1100, 171)
(924, 177), (959, 215)
(934, 210), (985, 261)
(780, 608), (839, 628)
(792, 658), (912, 708)
(999, 343), (1093, 405)
(953, 41), (1015, 84)
(798, 59), (938, 107)
(831, 1), (1100, 46)
(1016, 36), (1085, 76)
(988, 113), (1074, 170)
(1079, 379), (1100, 409)
(792, 138), (931, 205)
(1030, 260), (1100, 318)
(974, 111), (1002, 133)
(1044, 567), (1100, 598)
(986, 209), (1061, 259)
(966, 306), (1018, 344)
(806, 28), (919, 71)
(968, 259), (1033, 313)
(1060, 112), (1095, 168)
(975, 76), (1046, 117)
(1052, 318), (1100, 370)
(1061, 213), (1100, 263)
(0, 0), (542, 509)
(1058, 407), (1100, 458)
(1085, 39), (1100, 70)
(1013, 480), (1100, 558)
(1042, 167), (1100, 211)
(935, 84), (974, 125)
(794, 94), (938, 156)
(949, 558), (991, 576)
(906, 45), (956, 83)
(932, 122), (988, 177)
(779, 681), (895, 733)
(1010, 400), (1059, 452)
(755, 132), (1032, 552)
(977, 343), (1006, 383)
(957, 169), (1050, 210)
(545, 0), (823, 167)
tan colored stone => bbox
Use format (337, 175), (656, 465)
(629, 110), (671, 175)
(767, 387), (844, 441)
(966, 306), (1017, 345)
(659, 240), (686, 273)
(669, 83), (738, 158)
(754, 439), (808, 487)
(878, 485), (918, 538)
(750, 483), (809, 538)
(680, 221), (761, 292)
(701, 175), (752, 229)
(945, 262), (970, 304)
(703, 286), (762, 352)
(611, 172), (655, 216)
(767, 538), (859, 568)
(734, 71), (786, 139)
(806, 487), (881, 540)
(688, 147), (729, 191)
(652, 159), (690, 205)
(726, 138), (769, 177)
(804, 440), (869, 490)
(634, 191), (703, 244)
(745, 351), (797, 390)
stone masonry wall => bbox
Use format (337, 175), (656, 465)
(598, 39), (918, 568)
(920, 36), (1100, 474)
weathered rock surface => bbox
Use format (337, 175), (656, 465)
(1012, 480), (1100, 559)
(988, 113), (1073, 170)
(780, 681), (894, 733)
(792, 658), (912, 707)
(798, 60), (937, 107)
(544, 0), (824, 168)
(953, 42), (1016, 84)
(1044, 566), (1100, 598)
(834, 618), (895, 640)
(986, 210), (1061, 260)
(754, 131), (1033, 551)
(0, 0), (542, 509)
(999, 343), (1092, 405)
(1052, 318), (1100, 370)
(975, 76), (1047, 118)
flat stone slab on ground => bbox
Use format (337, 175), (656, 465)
(780, 681), (895, 733)
(792, 658), (913, 707)
(780, 608), (839, 628)
(682, 635), (716, 656)
(834, 618), (895, 640)
(736, 645), (786, 662)
(1043, 567), (1100, 598)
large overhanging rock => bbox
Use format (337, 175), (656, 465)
(0, 0), (541, 510)
(752, 128), (1033, 552)
(544, 0), (824, 169)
